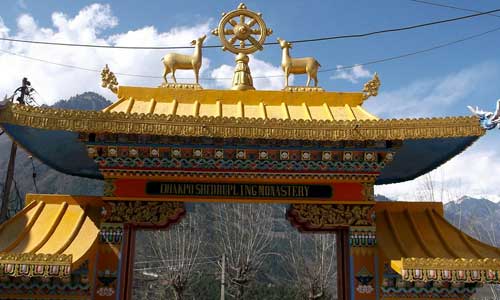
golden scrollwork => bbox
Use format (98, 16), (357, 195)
(287, 203), (374, 231)
(103, 179), (116, 197)
(158, 83), (203, 90)
(283, 86), (324, 92)
(362, 73), (381, 100)
(104, 201), (185, 227)
(0, 253), (72, 278)
(101, 64), (119, 94)
(362, 183), (375, 201)
(399, 258), (500, 283)
(401, 257), (500, 271)
(0, 103), (485, 141)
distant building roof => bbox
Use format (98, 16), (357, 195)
(377, 202), (500, 283)
(0, 194), (101, 277)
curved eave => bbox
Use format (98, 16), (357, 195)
(376, 135), (480, 184)
(0, 194), (102, 277)
(377, 202), (500, 283)
(0, 103), (485, 183)
(0, 123), (102, 180)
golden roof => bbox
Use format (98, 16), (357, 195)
(377, 202), (500, 282)
(0, 194), (101, 277)
(103, 86), (379, 121)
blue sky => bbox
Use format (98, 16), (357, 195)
(0, 0), (499, 201)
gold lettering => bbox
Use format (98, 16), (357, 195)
(152, 182), (321, 199)
(251, 185), (258, 196)
(160, 184), (168, 194)
(195, 184), (203, 195)
(303, 186), (309, 197)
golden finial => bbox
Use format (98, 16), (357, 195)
(101, 64), (118, 94)
(212, 3), (272, 90)
(362, 73), (381, 100)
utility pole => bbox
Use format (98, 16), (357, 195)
(0, 78), (30, 223)
(220, 253), (225, 300)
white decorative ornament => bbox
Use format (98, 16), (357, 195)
(356, 284), (374, 294)
(172, 149), (181, 157)
(365, 152), (373, 161)
(322, 151), (332, 160)
(129, 149), (138, 156)
(215, 149), (224, 159)
(302, 152), (311, 160)
(236, 150), (245, 159)
(280, 151), (289, 160)
(193, 149), (202, 157)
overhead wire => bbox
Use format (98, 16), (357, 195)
(1, 7), (500, 50)
(1, 24), (500, 81)
(408, 0), (500, 18)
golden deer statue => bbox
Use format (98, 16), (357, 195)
(161, 35), (206, 84)
(278, 38), (321, 87)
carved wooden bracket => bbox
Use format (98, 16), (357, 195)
(102, 201), (185, 228)
(287, 203), (375, 231)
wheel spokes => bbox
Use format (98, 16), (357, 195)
(251, 28), (261, 35)
(240, 14), (245, 24)
(240, 40), (245, 49)
(247, 35), (263, 50)
(247, 18), (257, 27)
(229, 36), (238, 44)
(224, 28), (234, 35)
(228, 19), (237, 26)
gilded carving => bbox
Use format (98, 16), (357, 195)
(0, 253), (72, 278)
(401, 257), (500, 271)
(104, 201), (185, 226)
(400, 257), (500, 283)
(362, 183), (375, 201)
(101, 65), (118, 94)
(103, 179), (116, 197)
(362, 73), (381, 100)
(0, 103), (485, 141)
(287, 203), (374, 231)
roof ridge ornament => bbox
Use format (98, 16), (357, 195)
(362, 73), (381, 101)
(277, 38), (322, 90)
(212, 3), (272, 90)
(160, 34), (206, 89)
(101, 64), (118, 94)
(468, 99), (500, 130)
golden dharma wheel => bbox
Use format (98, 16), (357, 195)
(212, 3), (272, 55)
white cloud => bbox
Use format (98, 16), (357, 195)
(0, 17), (9, 38)
(331, 64), (372, 83)
(211, 55), (287, 90)
(364, 63), (497, 118)
(371, 64), (500, 202)
(0, 4), (212, 103)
